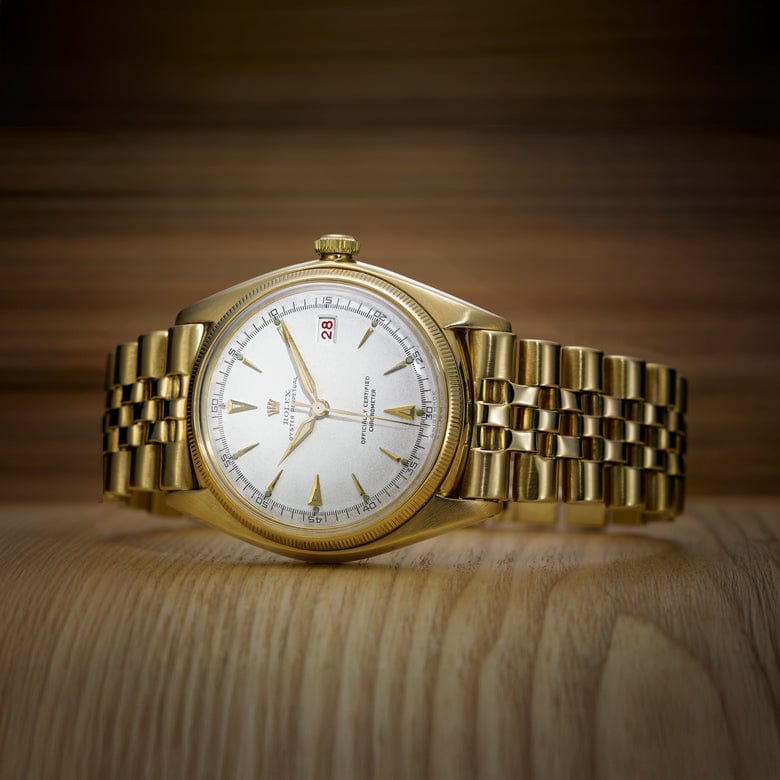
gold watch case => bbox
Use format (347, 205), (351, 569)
(168, 255), (512, 562)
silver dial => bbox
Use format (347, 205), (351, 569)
(198, 281), (445, 533)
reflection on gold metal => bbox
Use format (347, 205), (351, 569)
(380, 447), (409, 467)
(351, 473), (370, 503)
(308, 474), (323, 507)
(266, 399), (280, 417)
(168, 324), (206, 376)
(231, 442), (258, 461)
(227, 399), (258, 414)
(384, 356), (414, 376)
(384, 405), (419, 421)
(462, 328), (687, 529)
(237, 354), (262, 374)
(264, 469), (283, 499)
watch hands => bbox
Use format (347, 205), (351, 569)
(293, 401), (418, 427)
(277, 399), (331, 464)
(275, 319), (418, 429)
(278, 414), (318, 465)
(277, 319), (319, 402)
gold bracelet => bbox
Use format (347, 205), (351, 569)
(102, 324), (205, 515)
(460, 331), (687, 526)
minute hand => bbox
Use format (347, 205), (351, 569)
(277, 320), (319, 401)
(294, 402), (418, 427)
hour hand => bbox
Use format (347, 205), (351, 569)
(277, 320), (319, 401)
(278, 414), (317, 464)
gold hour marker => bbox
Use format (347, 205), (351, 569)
(308, 474), (323, 507)
(351, 473), (370, 503)
(384, 356), (414, 376)
(230, 442), (259, 461)
(383, 405), (420, 421)
(358, 318), (380, 349)
(227, 399), (258, 414)
(380, 447), (409, 467)
(264, 469), (283, 499)
(266, 399), (280, 417)
(237, 354), (262, 374)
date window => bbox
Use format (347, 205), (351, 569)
(318, 316), (337, 343)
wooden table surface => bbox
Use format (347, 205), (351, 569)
(1, 499), (778, 779)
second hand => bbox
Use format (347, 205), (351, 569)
(293, 402), (418, 427)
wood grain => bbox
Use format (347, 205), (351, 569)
(0, 499), (778, 779)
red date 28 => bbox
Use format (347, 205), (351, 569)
(318, 317), (336, 342)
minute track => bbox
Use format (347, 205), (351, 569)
(202, 279), (443, 534)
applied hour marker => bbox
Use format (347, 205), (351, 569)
(308, 474), (323, 507)
(384, 356), (414, 376)
(231, 442), (258, 461)
(380, 447), (409, 467)
(264, 469), (283, 499)
(384, 405), (420, 421)
(227, 399), (258, 414)
(351, 473), (370, 504)
(237, 354), (262, 374)
(266, 399), (280, 417)
(357, 319), (379, 349)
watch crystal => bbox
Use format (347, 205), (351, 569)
(199, 281), (445, 534)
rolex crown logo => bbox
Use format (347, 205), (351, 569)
(266, 399), (280, 417)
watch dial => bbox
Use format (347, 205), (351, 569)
(198, 281), (445, 534)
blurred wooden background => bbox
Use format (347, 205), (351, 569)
(1, 0), (778, 500)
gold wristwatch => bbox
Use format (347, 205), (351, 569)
(102, 235), (687, 561)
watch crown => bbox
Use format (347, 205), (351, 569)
(314, 234), (360, 260)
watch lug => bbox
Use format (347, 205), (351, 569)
(165, 490), (503, 563)
(165, 490), (265, 546)
(174, 260), (321, 325)
(363, 494), (503, 556)
(356, 261), (512, 333)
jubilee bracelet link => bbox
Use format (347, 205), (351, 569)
(460, 330), (687, 526)
(102, 323), (205, 514)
